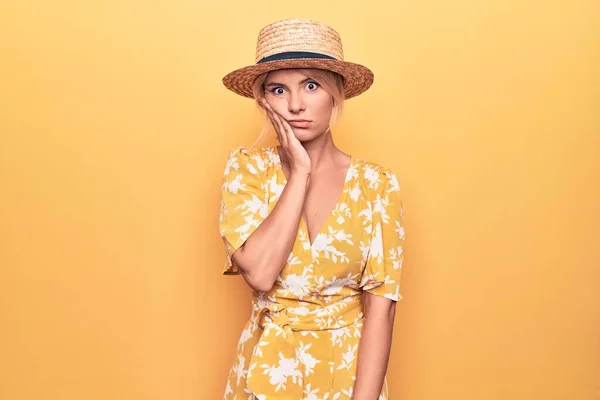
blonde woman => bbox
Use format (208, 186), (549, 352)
(220, 18), (405, 399)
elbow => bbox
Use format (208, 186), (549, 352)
(237, 255), (276, 292)
(244, 269), (276, 292)
(233, 245), (278, 292)
(250, 279), (275, 293)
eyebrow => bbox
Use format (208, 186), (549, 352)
(264, 77), (314, 88)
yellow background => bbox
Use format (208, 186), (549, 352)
(1, 0), (598, 399)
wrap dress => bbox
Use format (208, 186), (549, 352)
(219, 145), (405, 399)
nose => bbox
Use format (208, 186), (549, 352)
(288, 92), (306, 114)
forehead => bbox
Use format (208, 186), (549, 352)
(265, 69), (310, 83)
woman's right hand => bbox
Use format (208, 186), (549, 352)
(262, 98), (312, 177)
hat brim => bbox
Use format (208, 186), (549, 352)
(222, 58), (374, 100)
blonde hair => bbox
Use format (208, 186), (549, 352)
(250, 68), (345, 149)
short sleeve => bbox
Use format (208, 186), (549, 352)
(219, 147), (269, 275)
(359, 168), (405, 301)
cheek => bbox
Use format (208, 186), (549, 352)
(304, 91), (330, 115)
(315, 99), (333, 123)
(267, 99), (288, 114)
(264, 92), (287, 107)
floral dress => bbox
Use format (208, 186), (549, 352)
(219, 145), (405, 400)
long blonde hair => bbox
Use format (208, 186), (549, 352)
(250, 68), (346, 149)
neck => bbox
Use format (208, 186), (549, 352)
(301, 128), (343, 173)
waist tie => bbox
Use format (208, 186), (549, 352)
(246, 296), (363, 399)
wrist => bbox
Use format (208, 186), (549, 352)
(289, 171), (310, 186)
(290, 168), (311, 178)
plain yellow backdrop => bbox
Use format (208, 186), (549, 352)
(1, 0), (598, 399)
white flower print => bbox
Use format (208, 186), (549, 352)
(359, 271), (382, 291)
(395, 220), (405, 240)
(251, 337), (270, 359)
(389, 245), (403, 270)
(359, 240), (370, 264)
(314, 300), (355, 329)
(233, 354), (247, 386)
(384, 284), (402, 301)
(369, 222), (384, 265)
(336, 344), (358, 371)
(224, 377), (233, 396)
(303, 384), (320, 400)
(223, 173), (246, 195)
(372, 194), (391, 225)
(311, 227), (352, 264)
(363, 165), (381, 189)
(288, 305), (311, 316)
(322, 273), (361, 296)
(386, 171), (400, 193)
(254, 292), (276, 308)
(248, 152), (266, 173)
(357, 201), (373, 227)
(260, 352), (302, 392)
(278, 273), (312, 299)
(267, 174), (285, 202)
(234, 214), (262, 243)
(331, 202), (353, 225)
(245, 388), (266, 400)
(346, 162), (359, 182)
(330, 325), (353, 348)
(340, 386), (354, 398)
(236, 194), (269, 220)
(238, 323), (254, 348)
(222, 153), (239, 176)
(297, 342), (321, 375)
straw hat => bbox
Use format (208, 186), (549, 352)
(222, 18), (374, 99)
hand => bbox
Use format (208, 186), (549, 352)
(261, 98), (311, 176)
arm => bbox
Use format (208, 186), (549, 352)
(224, 99), (312, 292)
(353, 166), (405, 397)
(353, 293), (396, 399)
(233, 171), (309, 292)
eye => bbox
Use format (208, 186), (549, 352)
(268, 87), (285, 95)
(306, 81), (320, 90)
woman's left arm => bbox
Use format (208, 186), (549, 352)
(353, 292), (396, 399)
(354, 166), (404, 398)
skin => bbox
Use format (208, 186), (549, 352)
(231, 69), (396, 398)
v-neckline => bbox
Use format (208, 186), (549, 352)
(274, 146), (354, 249)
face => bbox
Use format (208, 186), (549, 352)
(263, 69), (334, 142)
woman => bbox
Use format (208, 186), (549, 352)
(219, 18), (405, 399)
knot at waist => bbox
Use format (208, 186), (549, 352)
(246, 296), (363, 398)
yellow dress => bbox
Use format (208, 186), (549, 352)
(219, 145), (405, 400)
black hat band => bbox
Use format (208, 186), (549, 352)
(257, 51), (337, 64)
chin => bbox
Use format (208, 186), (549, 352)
(295, 128), (327, 142)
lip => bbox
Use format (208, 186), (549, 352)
(287, 120), (312, 128)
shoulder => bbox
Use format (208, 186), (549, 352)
(223, 145), (279, 176)
(352, 157), (401, 195)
